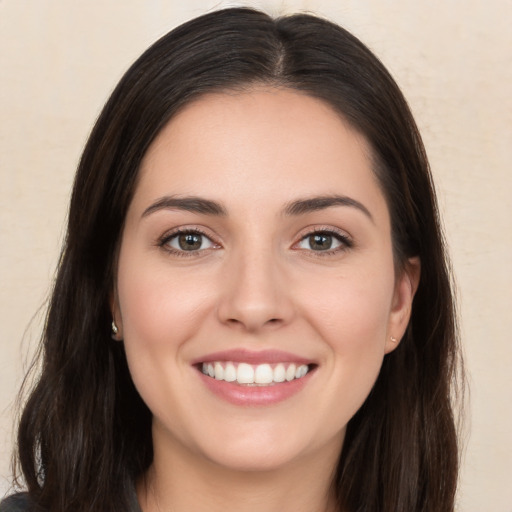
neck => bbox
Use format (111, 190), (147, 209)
(138, 432), (341, 512)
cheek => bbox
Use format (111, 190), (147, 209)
(297, 268), (394, 432)
(303, 265), (395, 345)
(116, 254), (212, 350)
(115, 254), (211, 422)
(296, 262), (395, 405)
(115, 252), (208, 398)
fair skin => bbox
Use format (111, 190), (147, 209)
(113, 87), (419, 512)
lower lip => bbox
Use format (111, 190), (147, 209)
(197, 369), (314, 406)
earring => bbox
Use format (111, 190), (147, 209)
(390, 336), (398, 343)
(111, 321), (119, 336)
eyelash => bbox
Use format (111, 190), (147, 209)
(157, 227), (353, 258)
(293, 227), (353, 257)
(158, 227), (219, 258)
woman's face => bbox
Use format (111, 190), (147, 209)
(114, 88), (418, 472)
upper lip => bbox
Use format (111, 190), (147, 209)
(191, 349), (314, 366)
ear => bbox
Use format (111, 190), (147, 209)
(385, 256), (421, 354)
(110, 288), (123, 341)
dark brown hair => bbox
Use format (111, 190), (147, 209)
(12, 7), (461, 512)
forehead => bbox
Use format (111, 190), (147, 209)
(132, 87), (388, 222)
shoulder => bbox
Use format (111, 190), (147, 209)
(1, 485), (140, 512)
(0, 493), (34, 512)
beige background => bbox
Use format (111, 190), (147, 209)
(1, 1), (511, 510)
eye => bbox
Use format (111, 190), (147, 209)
(161, 229), (217, 253)
(295, 230), (351, 253)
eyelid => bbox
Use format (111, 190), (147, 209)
(157, 226), (222, 256)
(156, 224), (352, 257)
(292, 225), (354, 253)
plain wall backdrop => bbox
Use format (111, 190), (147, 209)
(1, 1), (511, 510)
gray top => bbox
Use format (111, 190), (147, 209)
(0, 484), (142, 512)
(0, 494), (28, 512)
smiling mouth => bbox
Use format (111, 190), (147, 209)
(200, 362), (314, 386)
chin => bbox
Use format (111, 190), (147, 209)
(186, 418), (345, 474)
(201, 441), (311, 473)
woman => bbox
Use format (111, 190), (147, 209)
(1, 7), (461, 512)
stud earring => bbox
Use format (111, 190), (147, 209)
(390, 336), (398, 343)
(111, 321), (119, 336)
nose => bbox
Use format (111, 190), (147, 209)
(216, 247), (295, 333)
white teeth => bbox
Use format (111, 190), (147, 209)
(286, 364), (296, 381)
(237, 363), (255, 384)
(201, 361), (311, 385)
(273, 363), (286, 383)
(254, 364), (273, 384)
(297, 364), (308, 378)
(224, 362), (237, 382)
(214, 362), (224, 380)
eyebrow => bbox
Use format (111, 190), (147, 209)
(142, 196), (228, 218)
(283, 195), (374, 222)
(141, 194), (373, 222)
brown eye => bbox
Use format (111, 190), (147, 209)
(308, 234), (333, 251)
(178, 233), (203, 251)
(296, 230), (350, 253)
(165, 231), (215, 252)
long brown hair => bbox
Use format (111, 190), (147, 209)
(12, 8), (462, 511)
